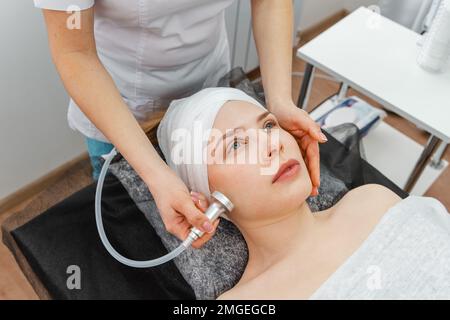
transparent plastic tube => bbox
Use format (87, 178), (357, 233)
(95, 148), (194, 268)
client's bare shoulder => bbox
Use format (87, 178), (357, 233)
(216, 288), (242, 300)
(344, 184), (401, 209)
(331, 184), (402, 229)
(216, 292), (231, 300)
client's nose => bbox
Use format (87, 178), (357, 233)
(264, 131), (283, 159)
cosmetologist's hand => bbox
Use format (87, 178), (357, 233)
(148, 167), (219, 249)
(270, 100), (328, 196)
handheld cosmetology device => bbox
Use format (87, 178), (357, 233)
(95, 148), (234, 268)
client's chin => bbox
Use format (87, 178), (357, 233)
(269, 160), (313, 206)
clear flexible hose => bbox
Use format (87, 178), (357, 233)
(95, 148), (194, 268)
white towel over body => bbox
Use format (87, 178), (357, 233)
(310, 196), (450, 300)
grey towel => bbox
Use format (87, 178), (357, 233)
(309, 196), (450, 300)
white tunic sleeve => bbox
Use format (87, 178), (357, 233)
(34, 0), (94, 11)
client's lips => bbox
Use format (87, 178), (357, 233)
(272, 159), (300, 184)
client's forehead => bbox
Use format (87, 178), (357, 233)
(213, 100), (266, 131)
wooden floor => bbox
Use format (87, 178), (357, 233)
(0, 161), (93, 300)
(1, 24), (449, 300)
(0, 198), (38, 299)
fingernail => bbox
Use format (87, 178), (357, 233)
(202, 221), (214, 233)
(191, 195), (198, 203)
(319, 132), (328, 142)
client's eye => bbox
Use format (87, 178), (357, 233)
(263, 119), (277, 132)
(227, 137), (248, 153)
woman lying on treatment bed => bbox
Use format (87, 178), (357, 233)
(156, 87), (450, 300)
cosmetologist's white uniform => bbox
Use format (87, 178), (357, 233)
(34, 0), (234, 142)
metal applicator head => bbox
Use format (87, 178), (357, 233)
(187, 191), (234, 242)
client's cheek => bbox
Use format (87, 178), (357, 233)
(207, 166), (228, 194)
(229, 167), (257, 198)
(209, 165), (246, 197)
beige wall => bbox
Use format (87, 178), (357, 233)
(0, 1), (85, 199)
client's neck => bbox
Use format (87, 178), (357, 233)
(238, 201), (315, 283)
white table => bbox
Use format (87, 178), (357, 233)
(296, 7), (450, 192)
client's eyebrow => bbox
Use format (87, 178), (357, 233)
(256, 111), (271, 123)
(211, 111), (272, 153)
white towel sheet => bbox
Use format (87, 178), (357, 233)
(309, 196), (450, 300)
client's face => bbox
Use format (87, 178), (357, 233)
(207, 101), (312, 228)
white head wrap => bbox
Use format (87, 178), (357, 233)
(157, 87), (266, 204)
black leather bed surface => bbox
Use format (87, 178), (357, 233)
(12, 174), (195, 300)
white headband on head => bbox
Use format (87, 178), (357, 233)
(157, 87), (266, 204)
